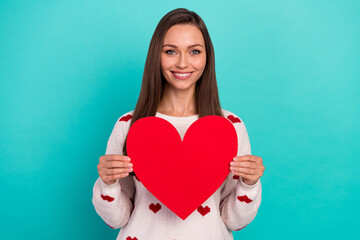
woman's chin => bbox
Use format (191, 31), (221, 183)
(169, 82), (196, 92)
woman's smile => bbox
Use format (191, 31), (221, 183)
(171, 71), (194, 80)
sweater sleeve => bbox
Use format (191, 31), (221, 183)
(92, 113), (135, 229)
(220, 113), (262, 231)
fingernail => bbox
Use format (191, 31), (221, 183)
(128, 163), (133, 167)
(233, 157), (237, 160)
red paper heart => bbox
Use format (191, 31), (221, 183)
(126, 115), (238, 220)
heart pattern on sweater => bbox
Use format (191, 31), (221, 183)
(100, 194), (114, 202)
(237, 195), (253, 203)
(120, 114), (132, 122)
(235, 224), (248, 231)
(197, 205), (211, 216)
(227, 115), (241, 123)
(127, 115), (238, 220)
(126, 237), (138, 240)
(149, 203), (162, 213)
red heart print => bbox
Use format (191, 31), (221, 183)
(235, 224), (248, 231)
(197, 205), (211, 216)
(120, 114), (132, 122)
(227, 115), (241, 123)
(126, 237), (138, 240)
(149, 203), (162, 213)
(237, 195), (253, 203)
(101, 194), (114, 202)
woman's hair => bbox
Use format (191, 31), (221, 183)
(123, 8), (224, 164)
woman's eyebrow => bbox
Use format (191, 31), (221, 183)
(162, 44), (204, 48)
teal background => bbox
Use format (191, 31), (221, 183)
(1, 0), (359, 239)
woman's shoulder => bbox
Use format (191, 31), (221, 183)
(116, 110), (135, 123)
(221, 108), (245, 125)
(110, 110), (135, 136)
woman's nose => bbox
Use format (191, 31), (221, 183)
(175, 54), (188, 68)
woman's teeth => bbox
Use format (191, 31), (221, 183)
(174, 72), (191, 76)
(171, 71), (193, 79)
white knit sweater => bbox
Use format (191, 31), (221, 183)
(92, 109), (262, 240)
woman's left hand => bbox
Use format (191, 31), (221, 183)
(230, 155), (265, 186)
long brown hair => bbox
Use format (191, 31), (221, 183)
(123, 8), (224, 163)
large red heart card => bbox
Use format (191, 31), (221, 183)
(126, 115), (238, 220)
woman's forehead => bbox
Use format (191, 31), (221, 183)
(163, 25), (205, 47)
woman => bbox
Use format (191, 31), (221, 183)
(92, 8), (265, 240)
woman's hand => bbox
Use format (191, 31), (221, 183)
(97, 154), (133, 185)
(230, 155), (265, 186)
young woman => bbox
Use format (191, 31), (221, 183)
(93, 8), (265, 240)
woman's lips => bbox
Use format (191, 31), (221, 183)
(171, 71), (193, 80)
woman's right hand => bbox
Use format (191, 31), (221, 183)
(97, 154), (133, 185)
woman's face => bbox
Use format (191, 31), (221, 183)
(161, 24), (206, 93)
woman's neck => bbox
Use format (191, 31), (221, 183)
(157, 85), (197, 117)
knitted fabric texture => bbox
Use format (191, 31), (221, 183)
(92, 109), (262, 240)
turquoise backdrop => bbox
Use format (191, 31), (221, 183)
(1, 0), (359, 239)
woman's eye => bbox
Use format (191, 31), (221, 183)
(191, 50), (201, 54)
(165, 50), (176, 55)
(165, 49), (201, 55)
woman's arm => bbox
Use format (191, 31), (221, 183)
(220, 114), (262, 231)
(92, 114), (135, 229)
